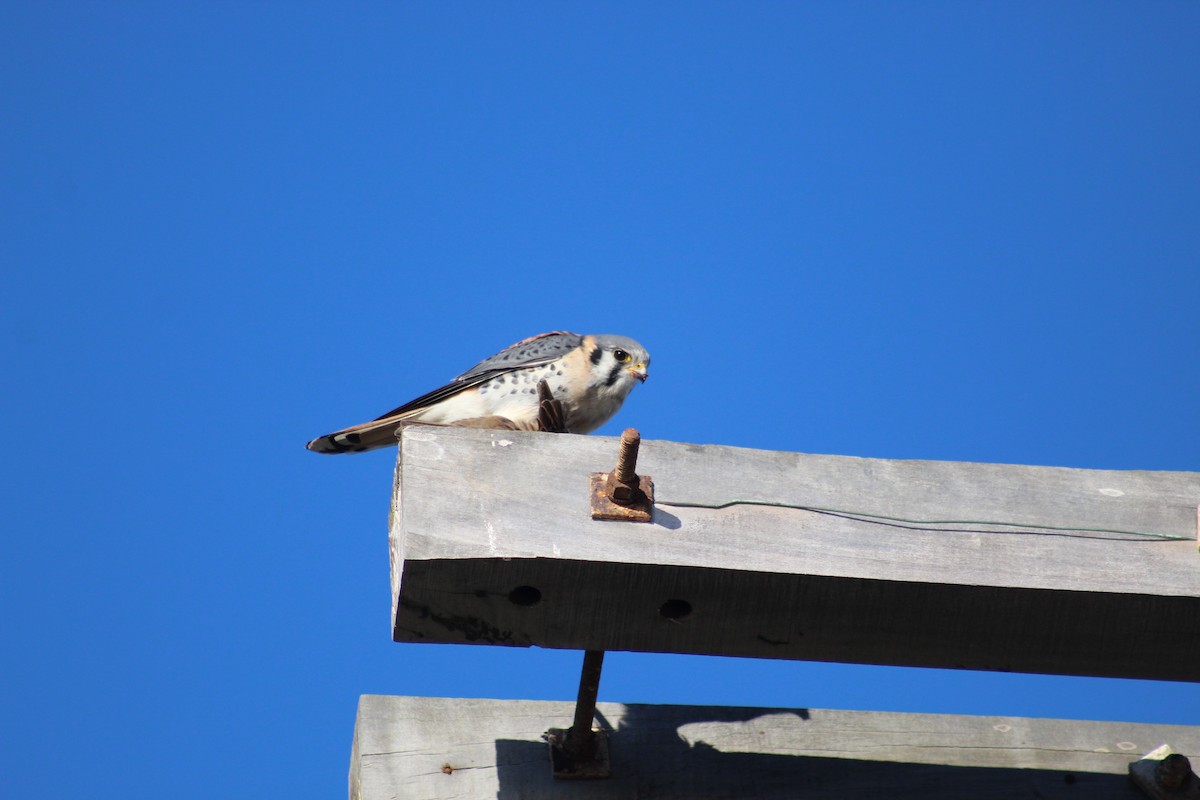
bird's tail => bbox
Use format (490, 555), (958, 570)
(306, 413), (542, 454)
(305, 417), (407, 454)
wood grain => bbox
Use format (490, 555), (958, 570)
(390, 426), (1200, 680)
(351, 694), (1200, 799)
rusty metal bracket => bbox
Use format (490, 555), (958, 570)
(544, 727), (610, 779)
(1130, 744), (1199, 798)
(544, 650), (611, 779)
(590, 428), (654, 522)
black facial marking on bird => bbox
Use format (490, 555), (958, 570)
(605, 364), (623, 387)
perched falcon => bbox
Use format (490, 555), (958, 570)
(306, 331), (650, 454)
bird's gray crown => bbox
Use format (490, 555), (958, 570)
(592, 334), (649, 362)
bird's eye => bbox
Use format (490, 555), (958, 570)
(614, 349), (631, 363)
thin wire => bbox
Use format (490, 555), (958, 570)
(655, 499), (1192, 542)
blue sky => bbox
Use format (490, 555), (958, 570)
(3, 3), (1198, 797)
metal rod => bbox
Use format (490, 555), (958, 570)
(614, 428), (640, 484)
(565, 649), (605, 759)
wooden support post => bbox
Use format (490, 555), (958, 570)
(389, 426), (1200, 681)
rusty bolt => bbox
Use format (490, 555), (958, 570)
(606, 429), (645, 506)
(614, 428), (640, 483)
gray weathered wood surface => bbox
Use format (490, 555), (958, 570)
(390, 426), (1200, 680)
(350, 694), (1200, 799)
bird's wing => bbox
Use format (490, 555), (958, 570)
(452, 331), (582, 381)
(306, 332), (586, 454)
(365, 373), (492, 422)
(367, 331), (583, 422)
(304, 376), (488, 453)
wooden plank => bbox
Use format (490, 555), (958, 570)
(390, 426), (1200, 680)
(350, 694), (1200, 799)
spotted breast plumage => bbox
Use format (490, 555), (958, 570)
(306, 332), (650, 454)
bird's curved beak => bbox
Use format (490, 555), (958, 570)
(630, 363), (648, 383)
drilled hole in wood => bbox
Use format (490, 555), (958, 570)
(508, 585), (542, 606)
(659, 599), (692, 620)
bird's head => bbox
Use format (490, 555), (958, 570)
(587, 334), (650, 393)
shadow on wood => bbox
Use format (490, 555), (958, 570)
(351, 696), (1200, 800)
(495, 738), (1132, 799)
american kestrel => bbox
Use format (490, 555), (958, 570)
(306, 331), (650, 454)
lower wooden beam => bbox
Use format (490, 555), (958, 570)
(350, 695), (1200, 799)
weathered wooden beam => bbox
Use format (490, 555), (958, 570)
(390, 426), (1200, 681)
(350, 694), (1200, 799)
